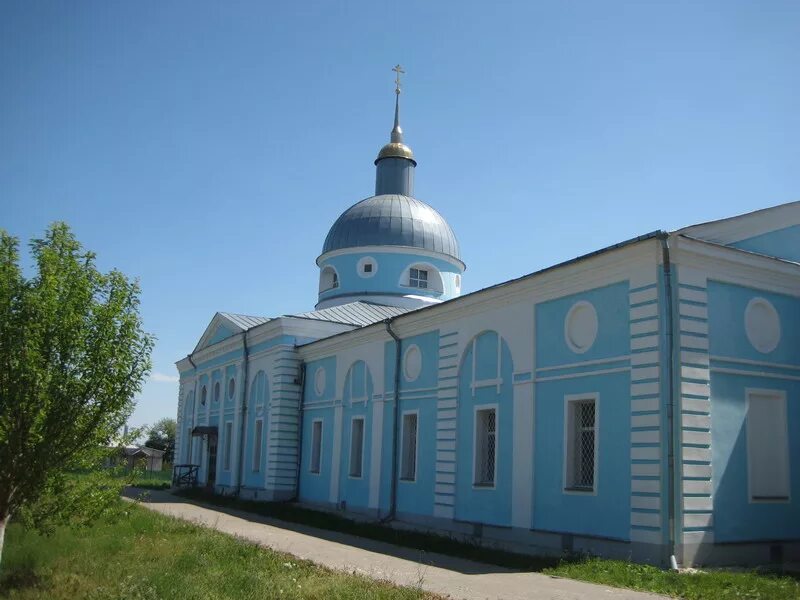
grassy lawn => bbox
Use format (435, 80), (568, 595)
(176, 488), (800, 600)
(0, 502), (438, 600)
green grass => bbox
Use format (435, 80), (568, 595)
(176, 488), (800, 600)
(0, 503), (439, 600)
(544, 558), (800, 600)
(175, 487), (560, 571)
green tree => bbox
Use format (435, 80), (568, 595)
(145, 417), (176, 464)
(0, 223), (153, 567)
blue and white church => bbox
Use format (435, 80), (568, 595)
(175, 69), (799, 568)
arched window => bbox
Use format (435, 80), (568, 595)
(213, 381), (220, 402)
(400, 263), (444, 293)
(319, 266), (339, 292)
(200, 385), (207, 406)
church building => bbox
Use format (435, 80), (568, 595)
(175, 69), (799, 568)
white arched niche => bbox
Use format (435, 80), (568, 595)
(399, 262), (444, 293)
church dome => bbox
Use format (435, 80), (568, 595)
(321, 194), (461, 262)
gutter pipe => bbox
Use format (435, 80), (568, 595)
(292, 362), (307, 502)
(659, 233), (679, 571)
(383, 319), (402, 522)
(236, 331), (250, 496)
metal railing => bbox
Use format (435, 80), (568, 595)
(172, 464), (199, 487)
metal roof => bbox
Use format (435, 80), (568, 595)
(218, 312), (272, 330)
(290, 301), (412, 327)
(321, 194), (461, 261)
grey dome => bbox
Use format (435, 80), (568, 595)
(322, 194), (461, 261)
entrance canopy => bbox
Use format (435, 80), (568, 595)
(191, 425), (218, 437)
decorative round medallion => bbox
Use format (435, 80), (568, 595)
(404, 344), (422, 382)
(745, 297), (780, 353)
(565, 301), (599, 354)
(314, 367), (326, 396)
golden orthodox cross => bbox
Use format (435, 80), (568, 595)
(392, 64), (405, 94)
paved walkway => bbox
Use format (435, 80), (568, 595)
(128, 489), (666, 600)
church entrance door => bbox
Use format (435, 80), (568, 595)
(206, 435), (218, 488)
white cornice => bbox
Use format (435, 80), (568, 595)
(298, 322), (391, 361)
(677, 200), (800, 245)
(316, 245), (466, 271)
(671, 234), (800, 297)
(390, 238), (662, 336)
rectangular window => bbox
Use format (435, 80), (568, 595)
(349, 417), (365, 478)
(401, 412), (418, 481)
(252, 419), (263, 472)
(223, 421), (233, 471)
(409, 268), (428, 289)
(565, 397), (596, 491)
(310, 420), (323, 474)
(474, 407), (496, 486)
(747, 390), (789, 501)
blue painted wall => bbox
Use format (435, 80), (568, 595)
(534, 371), (632, 539)
(731, 225), (800, 262)
(707, 280), (800, 541)
(533, 282), (633, 539)
(395, 331), (440, 517)
(338, 360), (375, 510)
(299, 356), (337, 505)
(318, 251), (462, 305)
(454, 331), (514, 527)
(536, 282), (630, 369)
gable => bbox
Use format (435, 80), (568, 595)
(678, 200), (800, 262)
(730, 224), (800, 263)
(193, 313), (244, 353)
(207, 323), (236, 346)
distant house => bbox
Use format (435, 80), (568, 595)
(105, 445), (165, 472)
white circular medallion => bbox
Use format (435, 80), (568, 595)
(565, 301), (599, 354)
(404, 344), (422, 382)
(314, 367), (326, 396)
(357, 256), (378, 278)
(745, 297), (780, 353)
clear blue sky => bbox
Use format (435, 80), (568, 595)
(2, 1), (798, 429)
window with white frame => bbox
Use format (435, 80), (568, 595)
(319, 266), (339, 292)
(310, 420), (323, 474)
(747, 390), (790, 501)
(409, 267), (428, 289)
(223, 421), (233, 471)
(349, 417), (365, 477)
(252, 419), (263, 472)
(474, 407), (496, 486)
(401, 412), (418, 481)
(565, 396), (597, 491)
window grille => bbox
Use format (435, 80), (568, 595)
(332, 272), (339, 288)
(349, 418), (364, 477)
(310, 420), (323, 474)
(363, 263), (373, 273)
(568, 399), (596, 490)
(475, 408), (496, 485)
(409, 268), (428, 289)
(252, 419), (263, 472)
(401, 413), (418, 480)
(223, 421), (233, 471)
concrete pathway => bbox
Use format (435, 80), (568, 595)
(128, 489), (666, 600)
